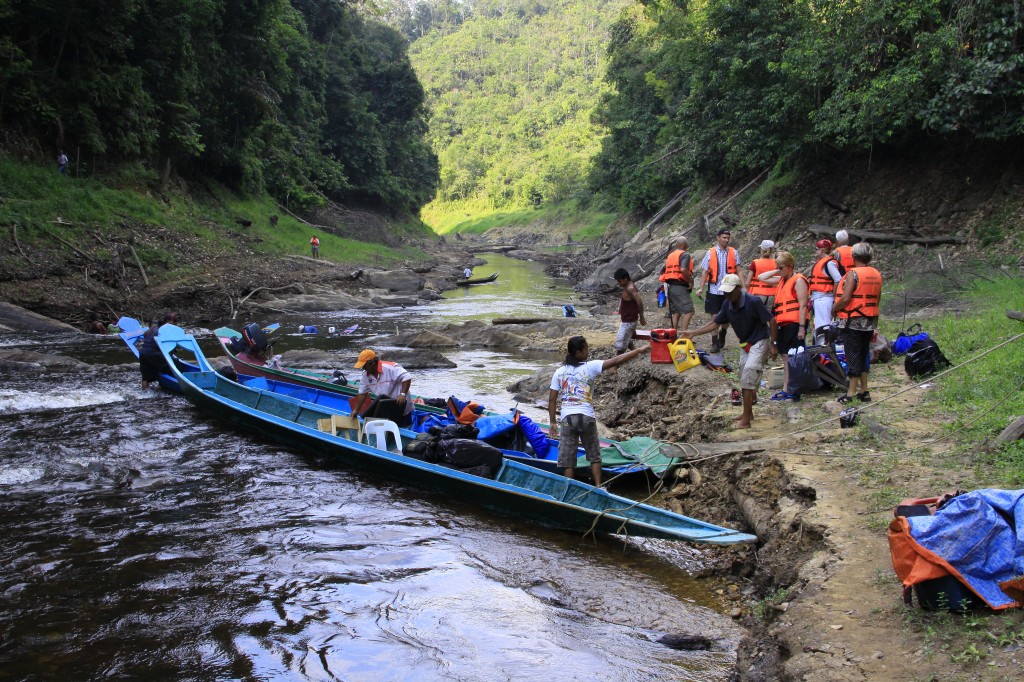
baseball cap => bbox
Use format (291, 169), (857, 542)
(816, 238), (833, 250)
(354, 349), (377, 369)
(759, 239), (775, 250)
(718, 273), (742, 293)
(716, 228), (731, 237)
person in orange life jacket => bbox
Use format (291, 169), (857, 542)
(808, 239), (843, 343)
(757, 251), (809, 400)
(698, 229), (742, 353)
(659, 237), (695, 331)
(352, 349), (414, 427)
(833, 230), (855, 271)
(745, 240), (777, 308)
(682, 274), (772, 429)
(310, 235), (320, 259)
(548, 336), (649, 486)
(832, 243), (882, 404)
(613, 268), (647, 354)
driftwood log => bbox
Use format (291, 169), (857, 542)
(998, 416), (1024, 443)
(807, 224), (966, 246)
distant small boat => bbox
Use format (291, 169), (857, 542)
(456, 272), (499, 286)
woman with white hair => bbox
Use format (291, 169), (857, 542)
(832, 242), (882, 403)
(834, 230), (854, 270)
(745, 239), (777, 308)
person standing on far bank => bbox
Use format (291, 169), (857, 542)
(310, 235), (320, 259)
(548, 336), (649, 487)
(57, 150), (68, 176)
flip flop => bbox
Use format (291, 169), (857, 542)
(729, 388), (742, 405)
(771, 391), (800, 401)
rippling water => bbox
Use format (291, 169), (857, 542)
(0, 255), (744, 679)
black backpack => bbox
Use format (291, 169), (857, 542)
(904, 339), (950, 378)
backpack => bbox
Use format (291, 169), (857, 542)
(904, 339), (950, 378)
(893, 323), (929, 355)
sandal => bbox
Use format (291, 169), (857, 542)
(857, 391), (872, 402)
(837, 395), (854, 404)
(770, 391), (801, 402)
(730, 389), (742, 406)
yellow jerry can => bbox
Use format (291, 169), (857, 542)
(668, 338), (701, 373)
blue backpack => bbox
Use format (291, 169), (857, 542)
(893, 323), (929, 355)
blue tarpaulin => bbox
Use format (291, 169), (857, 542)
(905, 489), (1024, 609)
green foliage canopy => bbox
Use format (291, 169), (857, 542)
(592, 0), (1024, 212)
(0, 0), (438, 214)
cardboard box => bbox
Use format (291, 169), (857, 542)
(765, 366), (785, 390)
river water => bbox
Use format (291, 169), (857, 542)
(0, 254), (744, 680)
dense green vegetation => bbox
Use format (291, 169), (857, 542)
(427, 198), (617, 239)
(0, 157), (424, 273)
(0, 0), (438, 214)
(387, 0), (629, 224)
(592, 0), (1024, 212)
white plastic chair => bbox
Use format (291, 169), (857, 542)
(362, 419), (402, 452)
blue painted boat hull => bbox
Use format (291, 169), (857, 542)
(155, 325), (756, 545)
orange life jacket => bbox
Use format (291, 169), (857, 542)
(747, 258), (777, 295)
(311, 237), (320, 246)
(659, 249), (693, 283)
(773, 273), (808, 325)
(810, 256), (840, 293)
(835, 266), (882, 319)
(834, 245), (854, 270)
(707, 246), (738, 284)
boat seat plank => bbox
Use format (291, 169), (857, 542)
(317, 414), (362, 441)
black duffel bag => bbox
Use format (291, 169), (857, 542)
(436, 437), (504, 477)
(905, 339), (951, 378)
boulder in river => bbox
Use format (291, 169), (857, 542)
(365, 269), (425, 292)
(0, 302), (81, 333)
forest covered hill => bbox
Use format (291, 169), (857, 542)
(0, 0), (438, 215)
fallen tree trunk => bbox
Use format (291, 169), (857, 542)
(807, 224), (966, 246)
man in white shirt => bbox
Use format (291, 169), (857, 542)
(352, 349), (414, 426)
(548, 336), (649, 486)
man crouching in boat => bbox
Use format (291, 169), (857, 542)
(352, 349), (414, 428)
(548, 336), (649, 487)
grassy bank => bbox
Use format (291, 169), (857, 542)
(916, 275), (1024, 485)
(0, 158), (430, 274)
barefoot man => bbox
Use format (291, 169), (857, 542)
(681, 274), (772, 428)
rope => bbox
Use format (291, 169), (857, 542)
(787, 329), (1024, 436)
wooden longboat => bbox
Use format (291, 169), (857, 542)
(455, 272), (499, 286)
(214, 326), (682, 481)
(155, 324), (755, 545)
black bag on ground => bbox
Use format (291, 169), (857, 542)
(904, 339), (950, 378)
(436, 438), (504, 476)
(785, 349), (824, 394)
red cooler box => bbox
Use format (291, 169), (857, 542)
(649, 328), (678, 364)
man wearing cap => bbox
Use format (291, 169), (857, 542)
(809, 238), (843, 343)
(613, 268), (647, 354)
(698, 228), (742, 353)
(834, 230), (855, 271)
(658, 237), (695, 331)
(352, 349), (414, 427)
(682, 273), (772, 429)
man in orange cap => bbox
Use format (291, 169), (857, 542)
(352, 349), (414, 426)
(809, 238), (843, 343)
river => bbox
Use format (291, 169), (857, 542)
(0, 254), (744, 680)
